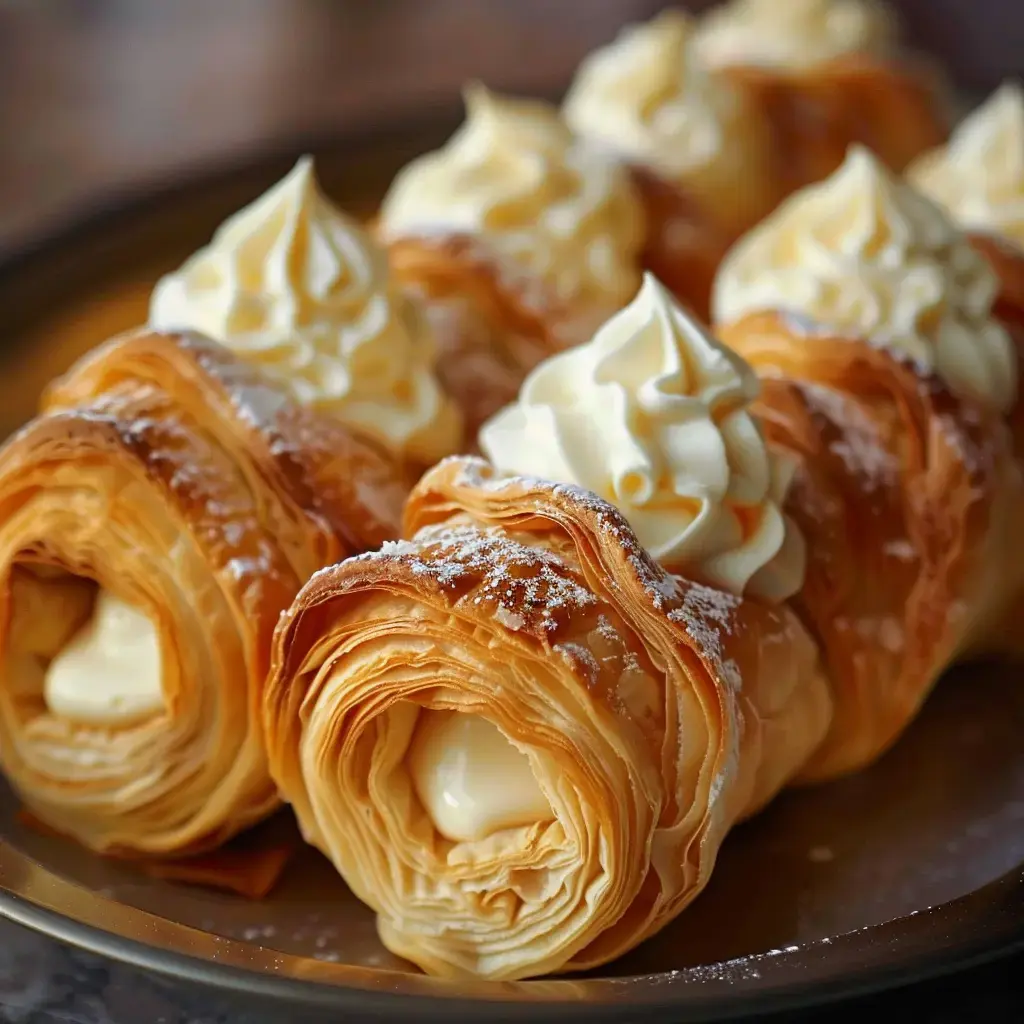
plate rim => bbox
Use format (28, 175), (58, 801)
(2, 836), (1022, 1022)
(1, 127), (1023, 1022)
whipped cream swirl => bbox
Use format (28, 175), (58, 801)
(693, 0), (896, 70)
(481, 273), (805, 600)
(714, 146), (1017, 412)
(909, 82), (1024, 250)
(378, 84), (644, 310)
(150, 156), (461, 463)
(562, 10), (768, 225)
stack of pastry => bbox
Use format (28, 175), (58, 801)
(0, 0), (1022, 989)
(262, 149), (1024, 978)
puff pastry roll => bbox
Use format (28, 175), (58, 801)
(563, 10), (782, 322)
(376, 85), (647, 435)
(713, 147), (1024, 778)
(150, 156), (463, 470)
(264, 277), (833, 979)
(0, 329), (407, 857)
(693, 0), (949, 191)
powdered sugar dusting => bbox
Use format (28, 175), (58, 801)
(668, 583), (742, 693)
(378, 522), (598, 627)
(802, 383), (897, 492)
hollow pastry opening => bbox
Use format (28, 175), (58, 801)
(6, 563), (165, 728)
(407, 708), (554, 843)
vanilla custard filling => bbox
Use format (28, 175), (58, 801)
(408, 710), (553, 843)
(43, 590), (164, 726)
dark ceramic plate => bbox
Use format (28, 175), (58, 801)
(0, 121), (1023, 1024)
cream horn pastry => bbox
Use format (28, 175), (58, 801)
(691, 0), (949, 192)
(0, 329), (408, 857)
(689, 0), (949, 193)
(712, 145), (1024, 779)
(563, 9), (781, 322)
(150, 156), (462, 468)
(264, 274), (833, 980)
(376, 83), (646, 436)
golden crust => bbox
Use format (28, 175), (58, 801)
(628, 166), (735, 323)
(721, 54), (951, 193)
(385, 233), (623, 437)
(265, 455), (831, 979)
(0, 329), (406, 857)
(718, 311), (1024, 779)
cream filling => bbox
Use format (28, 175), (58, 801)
(43, 590), (164, 726)
(408, 710), (553, 843)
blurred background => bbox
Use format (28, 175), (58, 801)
(1, 0), (1022, 259)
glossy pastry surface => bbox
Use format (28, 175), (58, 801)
(0, 329), (407, 856)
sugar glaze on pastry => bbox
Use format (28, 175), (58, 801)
(562, 9), (771, 230)
(44, 590), (163, 726)
(378, 84), (644, 311)
(909, 83), (1024, 250)
(150, 156), (461, 463)
(481, 272), (805, 599)
(713, 146), (1017, 411)
(693, 0), (895, 70)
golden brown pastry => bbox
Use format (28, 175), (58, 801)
(0, 329), (407, 857)
(692, 0), (949, 192)
(562, 10), (782, 321)
(150, 156), (463, 469)
(713, 147), (1024, 778)
(376, 84), (647, 435)
(264, 277), (833, 979)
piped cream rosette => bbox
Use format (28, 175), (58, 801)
(0, 330), (407, 856)
(150, 156), (462, 467)
(562, 10), (780, 318)
(378, 84), (646, 435)
(263, 276), (832, 979)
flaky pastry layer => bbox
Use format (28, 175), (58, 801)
(384, 233), (608, 438)
(718, 311), (1024, 778)
(265, 456), (831, 979)
(720, 54), (950, 194)
(0, 329), (406, 856)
